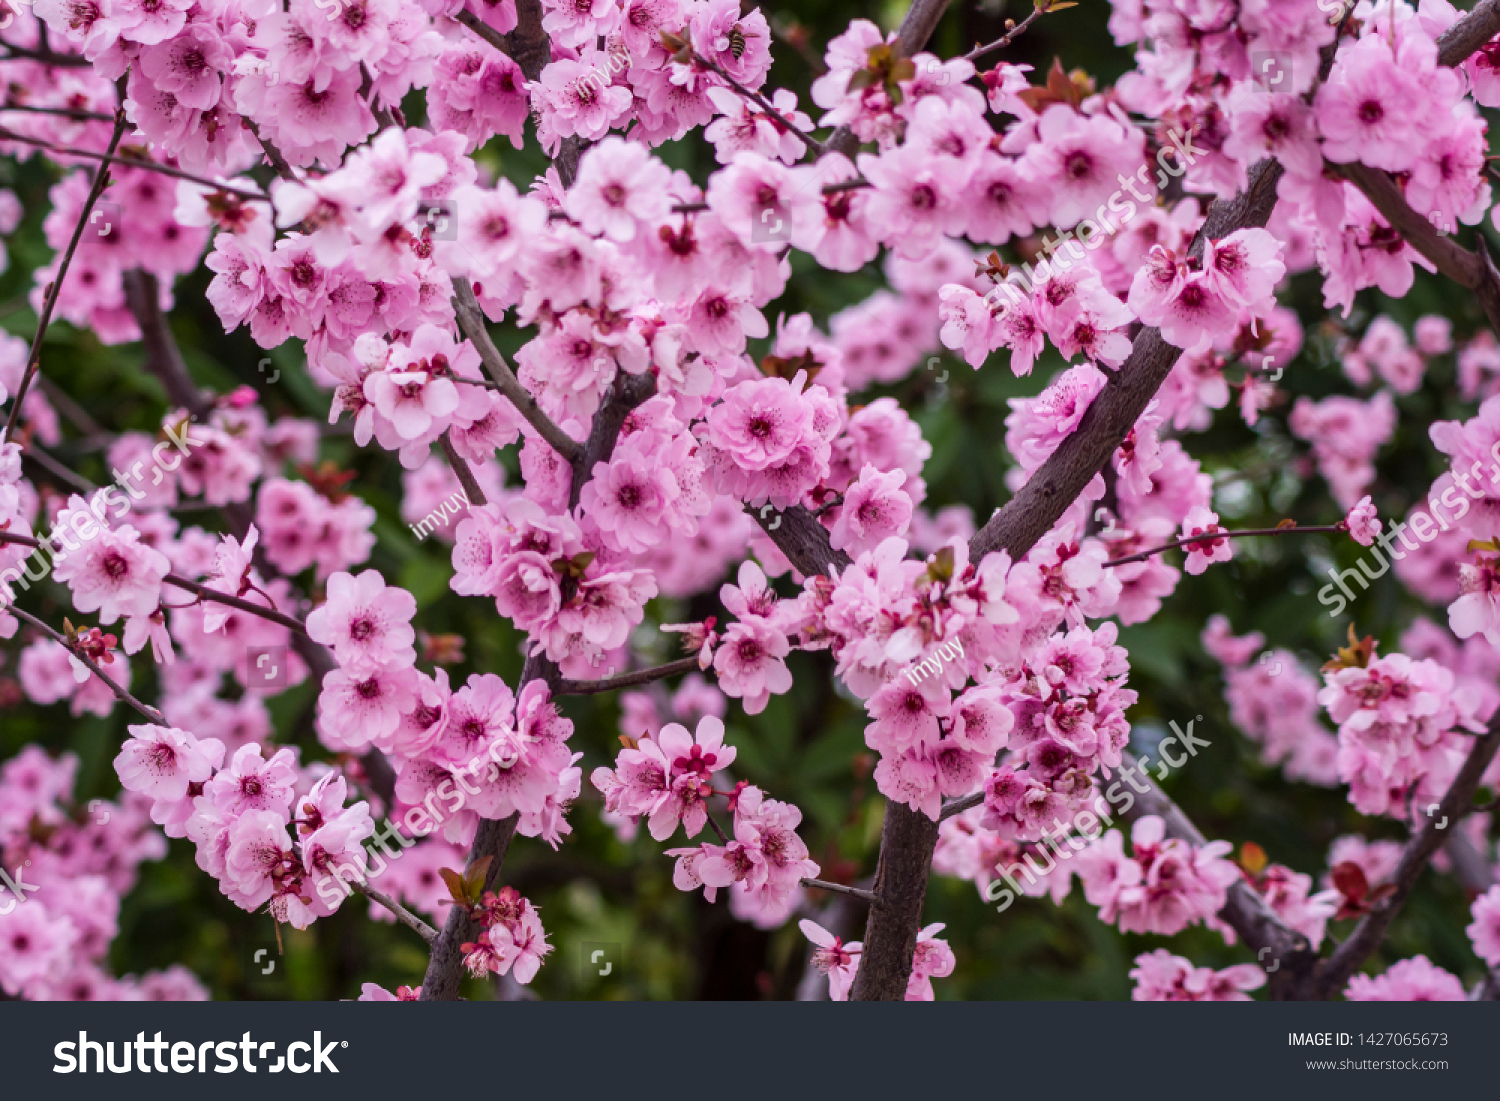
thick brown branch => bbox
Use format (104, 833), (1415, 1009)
(505, 0), (582, 186)
(1309, 713), (1500, 998)
(1436, 0), (1500, 66)
(968, 157), (1286, 565)
(754, 503), (851, 578)
(418, 812), (521, 1000)
(568, 369), (656, 511)
(1112, 751), (1315, 997)
(846, 804), (940, 999)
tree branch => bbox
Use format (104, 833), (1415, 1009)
(824, 0), (954, 158)
(242, 118), (297, 182)
(0, 127), (268, 202)
(418, 812), (521, 1000)
(1112, 750), (1316, 997)
(692, 51), (825, 157)
(6, 604), (166, 725)
(440, 431), (488, 508)
(5, 111), (126, 437)
(351, 879), (439, 943)
(450, 279), (583, 466)
(453, 8), (513, 55)
(554, 656), (701, 694)
(568, 369), (656, 511)
(1332, 161), (1500, 336)
(963, 7), (1044, 63)
(1308, 712), (1500, 998)
(121, 269), (214, 421)
(1436, 0), (1500, 67)
(968, 157), (1287, 565)
(0, 42), (92, 66)
(1101, 524), (1342, 568)
(754, 503), (851, 578)
(802, 877), (881, 905)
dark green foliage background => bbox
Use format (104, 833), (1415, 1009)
(0, 0), (1492, 999)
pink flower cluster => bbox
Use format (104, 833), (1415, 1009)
(459, 885), (551, 983)
(1319, 647), (1486, 819)
(1344, 956), (1467, 1001)
(0, 747), (204, 1001)
(980, 623), (1135, 840)
(1128, 949), (1264, 1001)
(799, 918), (953, 1000)
(1074, 816), (1239, 936)
(592, 714), (737, 841)
(115, 723), (376, 928)
(664, 780), (819, 925)
(1202, 616), (1339, 786)
(789, 537), (1021, 816)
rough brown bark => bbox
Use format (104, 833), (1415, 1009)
(1304, 714), (1500, 998)
(845, 804), (941, 999)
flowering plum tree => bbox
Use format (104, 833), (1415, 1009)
(3, 0), (1500, 1003)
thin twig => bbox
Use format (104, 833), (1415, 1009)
(440, 432), (488, 508)
(37, 376), (105, 436)
(963, 8), (1044, 63)
(0, 126), (270, 202)
(0, 532), (312, 636)
(450, 279), (583, 465)
(6, 604), (165, 725)
(705, 810), (731, 845)
(20, 443), (96, 494)
(692, 52), (826, 157)
(555, 656), (701, 695)
(939, 791), (983, 821)
(5, 112), (127, 438)
(350, 879), (439, 943)
(1102, 524), (1343, 568)
(801, 878), (881, 905)
(242, 117), (298, 182)
(0, 102), (116, 122)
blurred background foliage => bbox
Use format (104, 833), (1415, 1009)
(1, 0), (1495, 1000)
